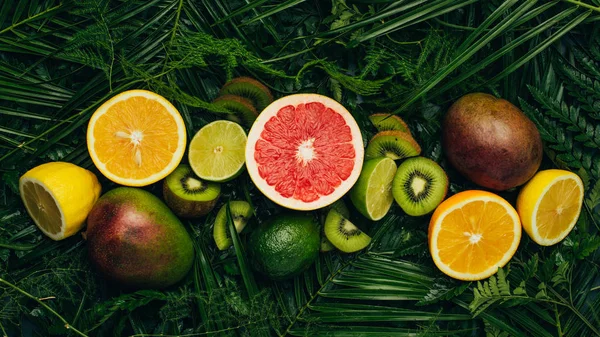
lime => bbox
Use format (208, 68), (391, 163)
(189, 120), (247, 182)
(350, 157), (397, 221)
(19, 162), (102, 240)
(247, 212), (320, 280)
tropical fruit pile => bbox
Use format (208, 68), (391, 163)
(17, 76), (585, 288)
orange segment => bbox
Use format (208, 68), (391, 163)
(517, 169), (584, 246)
(429, 190), (521, 281)
(87, 90), (186, 186)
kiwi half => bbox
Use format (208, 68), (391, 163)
(219, 77), (274, 112)
(324, 209), (371, 253)
(163, 164), (221, 218)
(365, 131), (421, 160)
(213, 201), (253, 250)
(369, 113), (411, 134)
(213, 95), (258, 126)
(392, 157), (448, 216)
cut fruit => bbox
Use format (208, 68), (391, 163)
(324, 208), (371, 253)
(516, 169), (584, 246)
(365, 131), (421, 160)
(163, 164), (221, 218)
(87, 90), (186, 186)
(392, 157), (448, 216)
(245, 94), (364, 211)
(213, 201), (253, 250)
(213, 95), (259, 126)
(320, 236), (336, 252)
(219, 77), (274, 112)
(189, 120), (247, 182)
(350, 157), (397, 221)
(19, 162), (101, 240)
(369, 113), (411, 134)
(429, 190), (521, 281)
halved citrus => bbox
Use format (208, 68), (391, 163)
(19, 162), (101, 240)
(245, 94), (364, 211)
(87, 90), (186, 186)
(516, 169), (584, 246)
(428, 190), (521, 281)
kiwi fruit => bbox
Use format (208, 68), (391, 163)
(219, 77), (274, 112)
(318, 199), (350, 252)
(369, 113), (411, 134)
(324, 208), (371, 253)
(392, 157), (448, 216)
(213, 201), (253, 250)
(213, 95), (258, 126)
(365, 131), (421, 160)
(163, 164), (221, 218)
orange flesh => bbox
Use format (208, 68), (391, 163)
(437, 200), (515, 274)
(536, 179), (582, 239)
(92, 97), (180, 180)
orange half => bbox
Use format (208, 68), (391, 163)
(428, 190), (521, 281)
(87, 90), (186, 186)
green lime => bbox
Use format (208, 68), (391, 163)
(189, 120), (247, 182)
(350, 157), (397, 221)
(247, 212), (320, 280)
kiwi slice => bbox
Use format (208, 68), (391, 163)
(365, 131), (421, 160)
(392, 157), (449, 216)
(213, 95), (258, 126)
(324, 208), (371, 253)
(163, 164), (221, 218)
(318, 199), (350, 252)
(219, 77), (274, 112)
(369, 113), (411, 134)
(213, 201), (253, 250)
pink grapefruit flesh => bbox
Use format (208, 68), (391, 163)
(246, 94), (364, 210)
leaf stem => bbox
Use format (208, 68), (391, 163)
(0, 4), (64, 36)
(0, 242), (39, 251)
(0, 278), (88, 337)
(562, 0), (600, 12)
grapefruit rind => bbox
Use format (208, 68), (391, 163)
(245, 94), (364, 211)
(87, 90), (186, 187)
(428, 191), (522, 281)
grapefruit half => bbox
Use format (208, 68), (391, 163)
(246, 94), (364, 211)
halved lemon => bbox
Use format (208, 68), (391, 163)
(516, 169), (584, 246)
(87, 90), (186, 186)
(428, 190), (521, 281)
(19, 162), (102, 240)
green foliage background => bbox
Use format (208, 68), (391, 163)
(1, 0), (599, 336)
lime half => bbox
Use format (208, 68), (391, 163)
(189, 120), (247, 182)
(350, 157), (397, 221)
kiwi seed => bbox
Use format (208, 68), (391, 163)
(219, 77), (274, 112)
(163, 164), (221, 218)
(324, 209), (371, 253)
(365, 131), (421, 160)
(391, 156), (448, 216)
(213, 201), (253, 250)
(213, 95), (258, 126)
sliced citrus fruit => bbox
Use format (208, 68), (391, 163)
(428, 190), (521, 281)
(87, 90), (186, 186)
(245, 94), (364, 211)
(350, 157), (397, 221)
(516, 169), (584, 246)
(19, 162), (102, 240)
(189, 120), (247, 182)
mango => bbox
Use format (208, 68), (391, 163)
(85, 187), (194, 289)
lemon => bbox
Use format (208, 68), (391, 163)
(516, 169), (584, 246)
(19, 162), (102, 240)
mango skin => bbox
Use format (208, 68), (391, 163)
(86, 187), (194, 289)
(442, 93), (543, 191)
